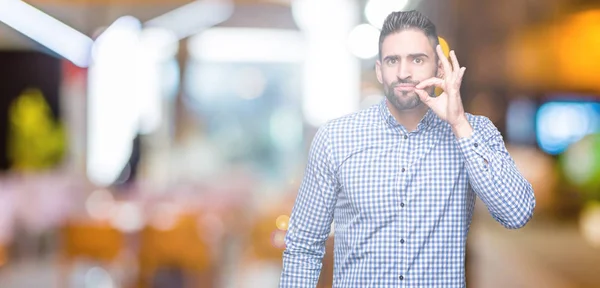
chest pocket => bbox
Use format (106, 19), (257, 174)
(338, 145), (400, 221)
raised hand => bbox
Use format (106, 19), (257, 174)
(414, 45), (467, 127)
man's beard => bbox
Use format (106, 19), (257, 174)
(384, 79), (427, 111)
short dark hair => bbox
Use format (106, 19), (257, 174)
(378, 10), (439, 59)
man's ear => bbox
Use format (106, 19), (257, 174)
(375, 60), (383, 84)
(436, 59), (444, 78)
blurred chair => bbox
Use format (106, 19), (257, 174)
(234, 207), (287, 288)
(59, 220), (126, 287)
(137, 213), (215, 288)
(241, 209), (334, 288)
(247, 214), (286, 262)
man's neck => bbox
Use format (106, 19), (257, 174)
(386, 101), (429, 132)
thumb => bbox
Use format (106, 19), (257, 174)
(415, 89), (434, 105)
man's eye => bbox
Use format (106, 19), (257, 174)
(413, 58), (423, 64)
(387, 59), (397, 65)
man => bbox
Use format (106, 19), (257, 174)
(280, 9), (535, 288)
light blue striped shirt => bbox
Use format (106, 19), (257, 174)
(280, 99), (535, 287)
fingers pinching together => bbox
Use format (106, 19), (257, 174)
(415, 45), (466, 96)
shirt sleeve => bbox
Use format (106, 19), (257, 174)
(279, 124), (339, 288)
(456, 116), (536, 229)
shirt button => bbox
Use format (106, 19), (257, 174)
(401, 168), (406, 172)
(403, 135), (408, 139)
(400, 203), (405, 207)
(400, 239), (405, 244)
(474, 143), (479, 147)
(399, 275), (404, 280)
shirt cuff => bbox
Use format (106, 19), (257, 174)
(456, 126), (494, 169)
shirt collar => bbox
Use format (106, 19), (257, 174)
(377, 98), (440, 130)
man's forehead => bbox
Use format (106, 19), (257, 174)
(381, 30), (435, 57)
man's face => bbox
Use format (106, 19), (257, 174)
(376, 29), (441, 111)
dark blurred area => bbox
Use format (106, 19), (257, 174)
(0, 0), (599, 287)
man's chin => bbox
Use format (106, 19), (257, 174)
(395, 91), (418, 99)
(389, 95), (421, 111)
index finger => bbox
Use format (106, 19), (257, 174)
(416, 77), (444, 89)
(436, 45), (452, 76)
(450, 50), (461, 75)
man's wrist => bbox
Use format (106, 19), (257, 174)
(451, 116), (473, 139)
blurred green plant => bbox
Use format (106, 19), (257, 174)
(560, 133), (600, 201)
(7, 88), (67, 171)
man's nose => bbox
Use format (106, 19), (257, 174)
(396, 62), (412, 79)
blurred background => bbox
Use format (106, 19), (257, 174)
(0, 0), (599, 287)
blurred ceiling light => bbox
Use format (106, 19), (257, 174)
(138, 27), (179, 62)
(87, 16), (143, 187)
(292, 0), (356, 32)
(536, 101), (599, 155)
(347, 23), (380, 59)
(365, 0), (410, 29)
(136, 28), (177, 135)
(88, 16), (179, 187)
(292, 0), (360, 127)
(91, 15), (142, 62)
(188, 28), (305, 62)
(145, 0), (234, 40)
(0, 0), (93, 67)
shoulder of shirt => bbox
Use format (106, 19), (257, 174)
(311, 104), (381, 168)
(464, 113), (497, 131)
(317, 103), (382, 135)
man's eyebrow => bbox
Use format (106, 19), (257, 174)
(408, 53), (429, 58)
(383, 53), (429, 61)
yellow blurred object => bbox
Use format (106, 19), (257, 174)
(435, 37), (450, 96)
(506, 9), (600, 92)
(138, 213), (213, 287)
(248, 213), (287, 261)
(59, 221), (125, 287)
(8, 88), (66, 171)
(61, 221), (124, 261)
(275, 214), (290, 231)
(556, 9), (600, 92)
(438, 36), (450, 57)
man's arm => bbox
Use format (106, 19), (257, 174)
(279, 125), (338, 288)
(454, 116), (536, 229)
